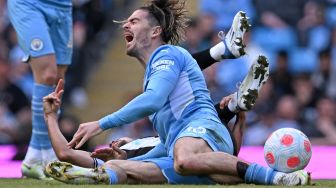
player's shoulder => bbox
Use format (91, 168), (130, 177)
(151, 45), (187, 62)
(154, 44), (181, 56)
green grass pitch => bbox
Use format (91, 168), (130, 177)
(0, 179), (336, 188)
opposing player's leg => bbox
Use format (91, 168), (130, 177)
(193, 11), (251, 70)
(227, 55), (270, 112)
(215, 55), (270, 128)
(220, 11), (250, 59)
(228, 111), (246, 154)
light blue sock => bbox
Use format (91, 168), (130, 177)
(245, 163), (277, 185)
(31, 83), (54, 150)
(93, 158), (105, 168)
(96, 159), (104, 167)
(105, 168), (118, 184)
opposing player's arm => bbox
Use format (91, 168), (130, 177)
(43, 79), (94, 168)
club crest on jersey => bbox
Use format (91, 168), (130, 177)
(186, 126), (206, 134)
(31, 38), (43, 51)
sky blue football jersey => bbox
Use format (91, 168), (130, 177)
(143, 45), (220, 148)
(99, 44), (221, 150)
(39, 0), (72, 7)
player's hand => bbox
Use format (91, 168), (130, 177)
(43, 79), (64, 116)
(91, 145), (127, 161)
(67, 121), (103, 149)
(219, 94), (234, 109)
(109, 137), (133, 148)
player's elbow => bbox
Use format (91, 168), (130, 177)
(55, 148), (74, 163)
(145, 93), (165, 112)
(147, 101), (162, 112)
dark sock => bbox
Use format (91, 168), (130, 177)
(192, 49), (217, 70)
(237, 161), (249, 179)
(215, 104), (236, 124)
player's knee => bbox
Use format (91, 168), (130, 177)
(174, 157), (192, 175)
(56, 66), (67, 81)
(41, 70), (58, 85)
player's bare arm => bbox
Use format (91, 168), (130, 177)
(43, 79), (97, 168)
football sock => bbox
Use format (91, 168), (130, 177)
(28, 84), (43, 150)
(209, 41), (226, 61)
(228, 92), (239, 113)
(93, 158), (105, 168)
(32, 83), (55, 160)
(105, 167), (119, 184)
(214, 104), (236, 124)
(192, 49), (217, 70)
(23, 147), (42, 166)
(245, 163), (276, 185)
(237, 161), (249, 179)
(41, 148), (57, 166)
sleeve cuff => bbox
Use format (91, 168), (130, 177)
(99, 116), (114, 130)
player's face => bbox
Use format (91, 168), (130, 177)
(122, 10), (154, 57)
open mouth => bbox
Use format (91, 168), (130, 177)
(124, 33), (134, 44)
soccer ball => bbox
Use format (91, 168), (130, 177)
(264, 128), (312, 173)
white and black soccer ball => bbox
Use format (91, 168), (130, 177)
(264, 128), (312, 173)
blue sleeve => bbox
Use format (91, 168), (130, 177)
(99, 48), (183, 130)
(128, 143), (167, 161)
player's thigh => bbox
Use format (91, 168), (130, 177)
(8, 0), (55, 61)
(173, 119), (234, 158)
(174, 137), (212, 159)
(140, 157), (215, 185)
(104, 160), (167, 184)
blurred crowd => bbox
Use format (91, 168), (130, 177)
(1, 0), (336, 160)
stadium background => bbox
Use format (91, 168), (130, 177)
(0, 0), (335, 179)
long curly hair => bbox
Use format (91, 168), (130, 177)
(139, 0), (188, 45)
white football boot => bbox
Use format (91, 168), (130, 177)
(21, 162), (52, 180)
(45, 161), (109, 184)
(273, 170), (311, 186)
(233, 55), (270, 111)
(221, 11), (251, 59)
